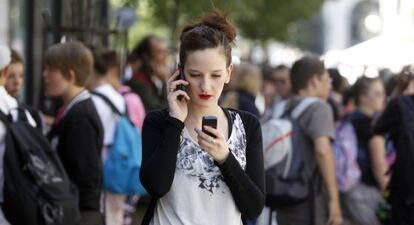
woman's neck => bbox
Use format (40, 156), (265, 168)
(358, 105), (375, 116)
(186, 103), (222, 125)
(62, 86), (84, 106)
(89, 76), (109, 90)
(110, 79), (122, 91)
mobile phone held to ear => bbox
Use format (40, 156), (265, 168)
(202, 116), (217, 138)
(176, 64), (187, 101)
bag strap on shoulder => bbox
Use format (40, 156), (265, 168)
(91, 91), (124, 116)
(291, 97), (319, 119)
(0, 110), (11, 125)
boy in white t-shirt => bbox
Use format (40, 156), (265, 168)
(88, 48), (127, 225)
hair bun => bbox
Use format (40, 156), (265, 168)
(198, 11), (237, 43)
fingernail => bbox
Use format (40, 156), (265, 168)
(194, 128), (200, 133)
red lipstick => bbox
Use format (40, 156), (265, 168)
(199, 94), (212, 100)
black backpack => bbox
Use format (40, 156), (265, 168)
(389, 96), (414, 205)
(0, 108), (81, 225)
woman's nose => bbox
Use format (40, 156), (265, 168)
(200, 77), (210, 91)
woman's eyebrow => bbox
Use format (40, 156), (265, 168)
(187, 69), (224, 73)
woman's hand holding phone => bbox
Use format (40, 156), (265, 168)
(194, 125), (230, 165)
(167, 70), (190, 122)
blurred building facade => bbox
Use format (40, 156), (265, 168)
(0, 0), (113, 111)
(323, 0), (414, 52)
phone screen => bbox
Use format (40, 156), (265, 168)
(202, 116), (217, 138)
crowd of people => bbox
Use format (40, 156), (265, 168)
(0, 10), (412, 225)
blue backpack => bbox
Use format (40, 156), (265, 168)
(92, 92), (146, 195)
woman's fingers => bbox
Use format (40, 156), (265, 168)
(169, 80), (189, 92)
(170, 90), (190, 101)
(167, 69), (180, 83)
(195, 128), (218, 146)
(202, 126), (223, 139)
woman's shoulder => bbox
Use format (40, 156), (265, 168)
(225, 108), (260, 129)
(145, 108), (169, 121)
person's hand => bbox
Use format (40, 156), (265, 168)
(327, 200), (343, 225)
(195, 126), (229, 164)
(167, 70), (190, 122)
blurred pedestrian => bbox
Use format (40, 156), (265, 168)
(0, 45), (12, 225)
(275, 56), (343, 225)
(350, 77), (389, 191)
(127, 35), (170, 111)
(328, 68), (349, 106)
(88, 48), (129, 225)
(374, 85), (414, 225)
(391, 65), (414, 97)
(221, 63), (262, 117)
(261, 65), (291, 121)
(273, 65), (291, 100)
(345, 77), (388, 225)
(5, 49), (43, 130)
(44, 41), (104, 225)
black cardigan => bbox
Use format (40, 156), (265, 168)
(140, 108), (265, 225)
(48, 98), (104, 211)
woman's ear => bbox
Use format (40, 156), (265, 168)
(225, 64), (233, 84)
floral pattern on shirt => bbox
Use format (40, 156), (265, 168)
(176, 111), (247, 194)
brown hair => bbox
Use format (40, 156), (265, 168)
(232, 63), (262, 96)
(10, 49), (23, 64)
(290, 56), (325, 94)
(44, 41), (93, 86)
(179, 10), (236, 67)
(92, 48), (119, 76)
(392, 65), (414, 97)
(352, 76), (382, 105)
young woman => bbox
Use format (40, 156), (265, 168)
(350, 77), (389, 191)
(221, 63), (262, 118)
(346, 76), (389, 225)
(140, 11), (265, 225)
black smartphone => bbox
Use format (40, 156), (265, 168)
(176, 64), (187, 101)
(202, 116), (217, 138)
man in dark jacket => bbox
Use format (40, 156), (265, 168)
(126, 35), (169, 112)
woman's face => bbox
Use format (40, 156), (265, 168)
(43, 66), (72, 97)
(362, 80), (385, 112)
(184, 48), (232, 108)
(5, 62), (24, 97)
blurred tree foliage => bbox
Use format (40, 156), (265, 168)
(116, 0), (323, 48)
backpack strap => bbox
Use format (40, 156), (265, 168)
(0, 110), (11, 125)
(91, 91), (124, 116)
(291, 97), (319, 119)
(272, 100), (288, 119)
